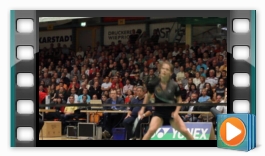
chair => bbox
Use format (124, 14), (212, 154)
(139, 116), (151, 139)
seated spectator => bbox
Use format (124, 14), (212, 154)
(101, 76), (112, 92)
(204, 83), (213, 99)
(187, 83), (200, 99)
(122, 71), (132, 86)
(205, 69), (218, 87)
(199, 67), (206, 78)
(181, 93), (200, 122)
(124, 89), (134, 104)
(176, 66), (185, 82)
(132, 74), (143, 86)
(178, 82), (187, 102)
(184, 77), (193, 92)
(140, 66), (149, 84)
(77, 82), (87, 96)
(45, 97), (65, 120)
(196, 58), (208, 72)
(56, 81), (68, 91)
(214, 78), (225, 99)
(123, 86), (152, 140)
(89, 81), (102, 99)
(101, 94), (108, 104)
(123, 79), (133, 95)
(60, 96), (79, 134)
(102, 89), (126, 139)
(216, 89), (227, 114)
(193, 72), (201, 87)
(198, 89), (211, 103)
(40, 81), (48, 93)
(77, 88), (91, 103)
(67, 88), (79, 103)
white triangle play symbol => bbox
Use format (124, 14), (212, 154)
(226, 122), (242, 141)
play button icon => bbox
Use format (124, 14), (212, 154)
(226, 122), (242, 141)
(220, 117), (246, 146)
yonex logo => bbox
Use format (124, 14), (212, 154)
(151, 127), (208, 140)
(151, 128), (170, 138)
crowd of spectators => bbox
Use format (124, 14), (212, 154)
(39, 28), (228, 137)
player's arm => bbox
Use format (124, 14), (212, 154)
(175, 95), (183, 112)
(140, 92), (152, 112)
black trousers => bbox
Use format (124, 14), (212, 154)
(104, 113), (124, 135)
(123, 116), (148, 140)
(39, 118), (44, 135)
(60, 114), (76, 134)
(44, 112), (61, 120)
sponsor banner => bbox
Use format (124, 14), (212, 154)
(151, 122), (213, 140)
(39, 29), (73, 49)
(104, 24), (145, 45)
(149, 22), (185, 43)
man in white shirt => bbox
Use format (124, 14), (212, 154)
(205, 69), (218, 87)
(183, 44), (194, 58)
(67, 88), (79, 103)
(123, 80), (133, 95)
(216, 97), (227, 114)
(101, 76), (112, 92)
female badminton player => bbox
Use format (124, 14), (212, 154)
(138, 61), (194, 140)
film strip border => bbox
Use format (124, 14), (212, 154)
(228, 10), (256, 115)
(10, 10), (256, 147)
(11, 10), (36, 147)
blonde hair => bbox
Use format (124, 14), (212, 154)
(159, 61), (174, 73)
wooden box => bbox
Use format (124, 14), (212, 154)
(39, 121), (62, 137)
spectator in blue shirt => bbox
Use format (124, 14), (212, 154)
(77, 88), (91, 103)
(198, 88), (211, 103)
(122, 86), (152, 140)
(196, 58), (208, 72)
(200, 67), (206, 78)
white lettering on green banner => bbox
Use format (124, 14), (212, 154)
(151, 122), (213, 140)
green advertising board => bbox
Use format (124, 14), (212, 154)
(151, 122), (215, 140)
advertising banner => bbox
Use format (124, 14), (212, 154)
(39, 29), (72, 49)
(104, 24), (145, 45)
(151, 122), (215, 140)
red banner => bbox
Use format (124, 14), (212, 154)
(103, 17), (146, 22)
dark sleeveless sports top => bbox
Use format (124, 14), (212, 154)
(147, 78), (180, 112)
